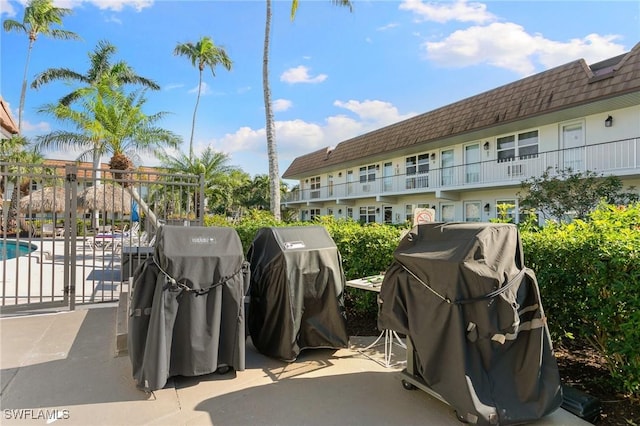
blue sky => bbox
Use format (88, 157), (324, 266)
(1, 0), (639, 180)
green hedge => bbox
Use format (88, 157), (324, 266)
(521, 203), (640, 397)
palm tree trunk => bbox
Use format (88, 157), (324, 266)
(263, 0), (281, 221)
(126, 186), (159, 235)
(18, 38), (35, 133)
(91, 148), (102, 230)
(189, 69), (203, 161)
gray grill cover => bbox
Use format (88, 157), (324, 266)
(128, 225), (248, 391)
(378, 223), (562, 425)
(247, 226), (349, 361)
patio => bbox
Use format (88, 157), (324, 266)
(0, 305), (589, 425)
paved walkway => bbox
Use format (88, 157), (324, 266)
(0, 306), (588, 426)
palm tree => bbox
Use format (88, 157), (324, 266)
(262, 0), (352, 221)
(31, 39), (160, 107)
(3, 0), (80, 132)
(32, 40), (161, 199)
(36, 87), (181, 229)
(158, 147), (238, 219)
(0, 137), (44, 233)
(173, 37), (232, 161)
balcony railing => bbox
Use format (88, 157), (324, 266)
(284, 138), (639, 203)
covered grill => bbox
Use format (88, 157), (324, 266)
(247, 226), (349, 362)
(128, 225), (249, 391)
(378, 222), (562, 425)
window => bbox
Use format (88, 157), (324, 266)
(497, 130), (539, 162)
(346, 170), (354, 195)
(309, 176), (321, 199)
(405, 204), (413, 222)
(496, 200), (516, 223)
(441, 204), (455, 222)
(383, 206), (393, 224)
(359, 206), (376, 224)
(309, 208), (321, 221)
(383, 162), (393, 192)
(465, 144), (480, 183)
(405, 154), (429, 189)
(347, 207), (353, 218)
(327, 208), (334, 216)
(464, 202), (481, 222)
(309, 176), (321, 190)
(359, 165), (377, 183)
(441, 150), (454, 185)
(328, 174), (334, 197)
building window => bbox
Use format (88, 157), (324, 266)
(441, 150), (454, 185)
(359, 206), (376, 224)
(405, 204), (413, 222)
(497, 130), (539, 162)
(301, 210), (308, 221)
(347, 207), (353, 218)
(309, 176), (321, 199)
(496, 200), (516, 222)
(383, 206), (393, 224)
(328, 174), (334, 197)
(327, 207), (334, 216)
(441, 204), (455, 222)
(464, 202), (481, 222)
(359, 164), (377, 183)
(405, 154), (429, 189)
(309, 208), (321, 221)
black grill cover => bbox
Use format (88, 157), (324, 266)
(247, 226), (349, 361)
(378, 223), (562, 425)
(128, 225), (248, 391)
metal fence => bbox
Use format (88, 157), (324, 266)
(1, 161), (203, 313)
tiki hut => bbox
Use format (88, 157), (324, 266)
(19, 186), (67, 232)
(78, 184), (132, 214)
(19, 186), (67, 214)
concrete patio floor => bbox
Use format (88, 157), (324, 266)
(0, 305), (589, 426)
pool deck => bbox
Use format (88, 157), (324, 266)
(0, 304), (589, 426)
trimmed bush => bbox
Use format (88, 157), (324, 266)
(522, 203), (640, 397)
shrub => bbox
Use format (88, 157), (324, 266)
(522, 203), (640, 397)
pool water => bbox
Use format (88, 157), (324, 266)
(0, 240), (38, 260)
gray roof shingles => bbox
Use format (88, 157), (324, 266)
(283, 42), (640, 179)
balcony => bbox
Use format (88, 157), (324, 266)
(284, 138), (639, 204)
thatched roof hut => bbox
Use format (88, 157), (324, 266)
(19, 186), (67, 213)
(78, 184), (132, 213)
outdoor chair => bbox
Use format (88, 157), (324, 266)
(41, 223), (63, 238)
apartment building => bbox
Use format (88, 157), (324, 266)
(282, 43), (640, 224)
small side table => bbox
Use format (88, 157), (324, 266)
(346, 275), (406, 368)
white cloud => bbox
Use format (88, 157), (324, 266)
(400, 0), (495, 24)
(333, 99), (416, 125)
(273, 99), (292, 112)
(83, 0), (153, 12)
(280, 66), (327, 84)
(204, 99), (416, 165)
(0, 0), (17, 17)
(377, 22), (399, 31)
(21, 120), (51, 133)
(534, 34), (626, 69)
(188, 82), (211, 95)
(423, 23), (626, 76)
(164, 83), (185, 91)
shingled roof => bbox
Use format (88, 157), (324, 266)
(0, 96), (18, 137)
(283, 42), (640, 179)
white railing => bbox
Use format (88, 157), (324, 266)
(284, 138), (639, 203)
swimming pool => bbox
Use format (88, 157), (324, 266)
(0, 240), (38, 260)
